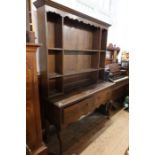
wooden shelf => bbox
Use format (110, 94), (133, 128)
(64, 79), (93, 93)
(48, 48), (63, 51)
(64, 49), (99, 52)
(98, 79), (105, 83)
(37, 6), (109, 97)
(48, 90), (64, 98)
(48, 48), (101, 52)
(48, 73), (62, 79)
(106, 58), (113, 61)
(100, 50), (106, 52)
(64, 68), (98, 77)
(48, 69), (99, 78)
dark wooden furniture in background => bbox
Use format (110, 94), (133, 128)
(105, 43), (120, 65)
(26, 43), (48, 155)
(107, 63), (127, 79)
(34, 1), (129, 154)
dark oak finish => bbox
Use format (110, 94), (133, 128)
(34, 0), (111, 98)
(46, 78), (128, 129)
(105, 44), (120, 65)
(34, 0), (111, 28)
(63, 96), (95, 125)
(34, 1), (129, 154)
(107, 63), (128, 79)
(112, 77), (129, 100)
(26, 43), (48, 155)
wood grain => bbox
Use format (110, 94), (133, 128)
(26, 44), (48, 155)
(36, 3), (110, 98)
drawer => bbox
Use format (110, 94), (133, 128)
(95, 89), (111, 108)
(63, 96), (95, 125)
(114, 79), (129, 89)
(112, 85), (126, 99)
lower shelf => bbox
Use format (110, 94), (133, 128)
(48, 73), (62, 79)
(49, 90), (64, 98)
(64, 79), (94, 93)
(63, 71), (98, 93)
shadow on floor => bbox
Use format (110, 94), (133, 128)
(45, 103), (124, 155)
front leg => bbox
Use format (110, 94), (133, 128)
(55, 125), (63, 155)
(106, 100), (113, 119)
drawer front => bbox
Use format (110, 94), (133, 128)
(114, 79), (129, 89)
(112, 85), (126, 99)
(63, 96), (95, 125)
(95, 89), (111, 108)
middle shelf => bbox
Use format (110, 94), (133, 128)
(48, 49), (106, 79)
(48, 68), (99, 79)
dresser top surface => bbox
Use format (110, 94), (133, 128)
(48, 76), (128, 108)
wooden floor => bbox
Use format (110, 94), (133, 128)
(47, 109), (129, 155)
(80, 109), (129, 155)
